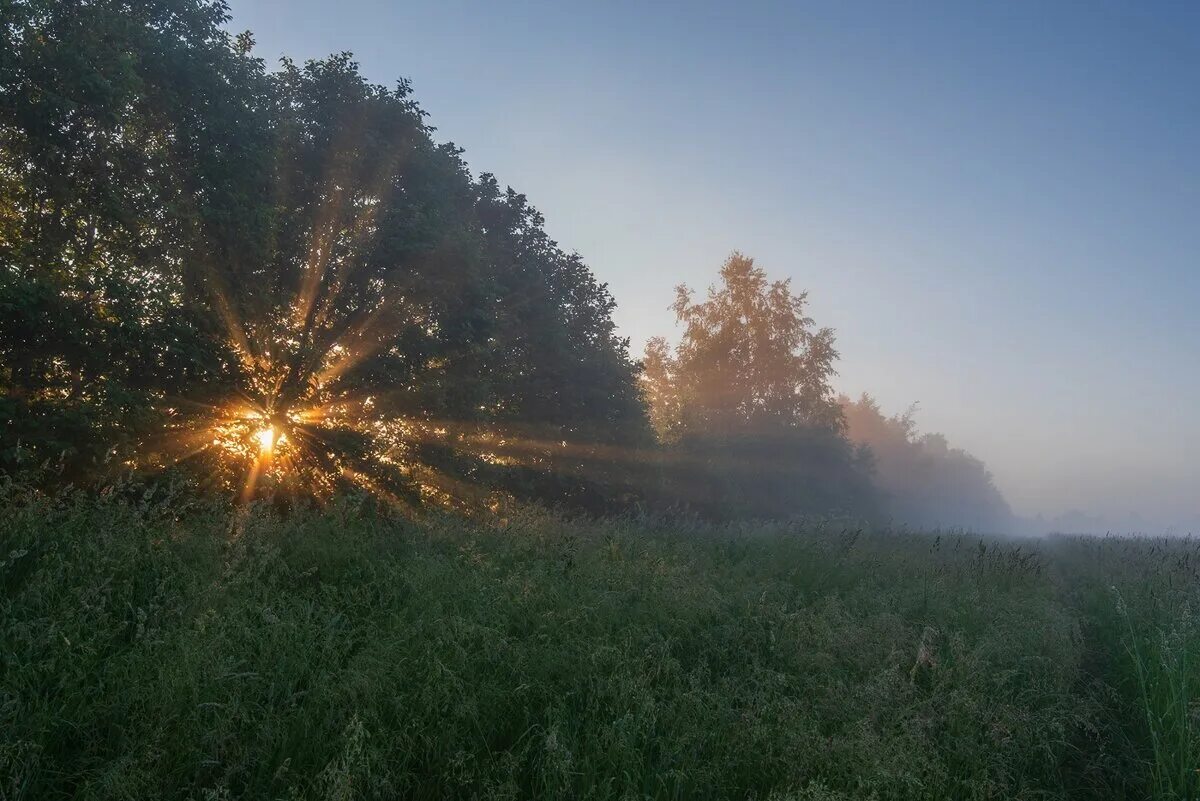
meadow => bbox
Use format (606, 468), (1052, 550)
(2, 481), (1197, 800)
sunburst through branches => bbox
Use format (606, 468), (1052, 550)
(109, 57), (655, 514)
(134, 197), (550, 512)
(141, 326), (649, 513)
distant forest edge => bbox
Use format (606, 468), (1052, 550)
(0, 0), (1013, 531)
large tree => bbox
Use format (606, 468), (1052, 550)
(643, 254), (876, 519)
(0, 0), (651, 509)
(653, 253), (843, 436)
(0, 0), (275, 478)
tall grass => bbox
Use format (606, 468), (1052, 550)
(1, 482), (1195, 799)
(1046, 534), (1200, 801)
(1121, 599), (1199, 799)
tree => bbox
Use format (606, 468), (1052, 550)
(0, 0), (652, 510)
(643, 253), (877, 519)
(0, 0), (275, 479)
(841, 394), (1014, 533)
(664, 253), (843, 435)
(640, 336), (684, 444)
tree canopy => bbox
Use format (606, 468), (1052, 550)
(642, 254), (877, 519)
(841, 394), (1014, 533)
(0, 0), (649, 508)
(647, 253), (843, 437)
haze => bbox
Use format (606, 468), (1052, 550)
(231, 0), (1200, 533)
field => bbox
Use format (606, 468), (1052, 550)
(2, 483), (1198, 800)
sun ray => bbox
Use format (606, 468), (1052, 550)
(132, 134), (620, 513)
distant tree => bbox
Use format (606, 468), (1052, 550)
(841, 394), (1014, 533)
(644, 254), (877, 519)
(640, 336), (684, 444)
(665, 253), (843, 435)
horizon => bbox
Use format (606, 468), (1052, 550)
(228, 0), (1199, 533)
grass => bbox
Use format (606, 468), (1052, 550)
(1121, 598), (1198, 798)
(2, 482), (1198, 800)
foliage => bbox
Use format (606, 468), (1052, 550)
(0, 0), (274, 478)
(841, 394), (1015, 533)
(4, 485), (1199, 799)
(0, 0), (650, 508)
(642, 254), (877, 519)
(651, 253), (843, 436)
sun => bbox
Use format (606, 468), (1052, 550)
(255, 425), (278, 454)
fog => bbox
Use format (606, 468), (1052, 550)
(840, 395), (1198, 538)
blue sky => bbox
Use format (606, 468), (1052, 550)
(228, 0), (1199, 528)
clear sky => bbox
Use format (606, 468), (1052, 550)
(227, 0), (1199, 530)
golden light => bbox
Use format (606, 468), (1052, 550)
(143, 164), (553, 511)
(256, 425), (277, 453)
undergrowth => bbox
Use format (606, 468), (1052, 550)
(2, 482), (1197, 799)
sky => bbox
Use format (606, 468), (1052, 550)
(227, 0), (1200, 531)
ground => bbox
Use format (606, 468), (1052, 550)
(2, 485), (1197, 799)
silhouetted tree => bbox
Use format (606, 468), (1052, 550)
(0, 0), (275, 478)
(0, 0), (651, 509)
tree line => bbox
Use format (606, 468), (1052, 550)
(0, 0), (1013, 530)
